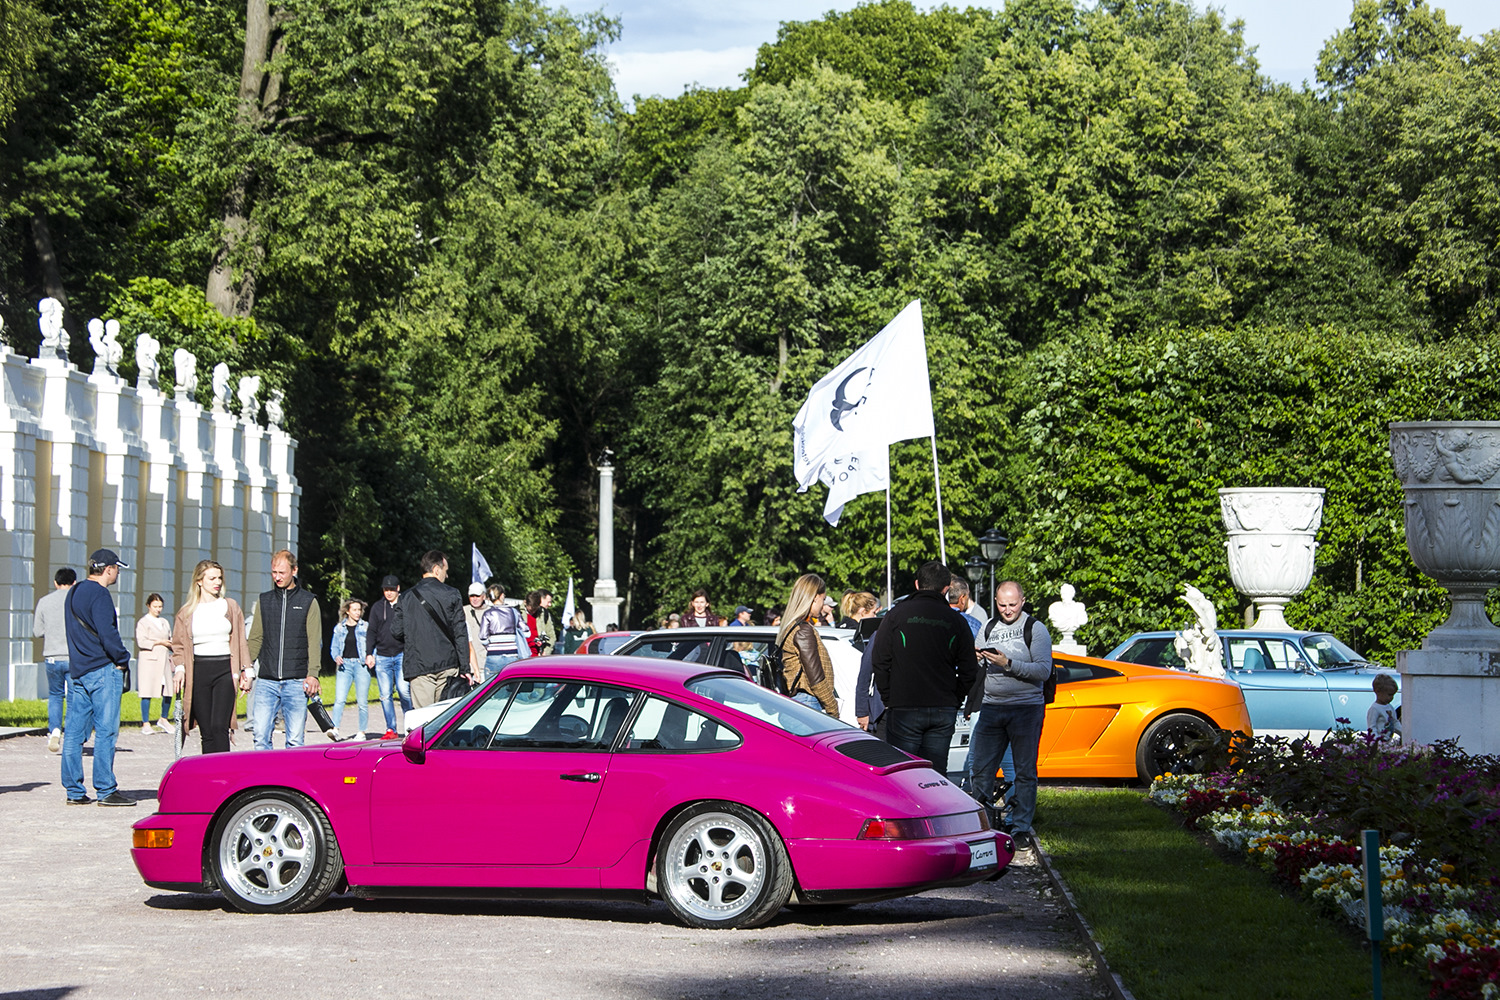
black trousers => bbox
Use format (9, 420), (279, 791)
(191, 655), (236, 754)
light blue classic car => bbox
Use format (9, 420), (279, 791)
(1102, 630), (1396, 740)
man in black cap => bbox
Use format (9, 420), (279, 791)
(729, 605), (753, 627)
(366, 573), (410, 738)
(61, 549), (135, 806)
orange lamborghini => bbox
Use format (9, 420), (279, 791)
(953, 650), (1253, 783)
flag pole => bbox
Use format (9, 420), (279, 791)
(930, 436), (946, 561)
(885, 482), (893, 606)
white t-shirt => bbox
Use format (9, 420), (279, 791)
(1367, 701), (1401, 742)
(192, 600), (233, 656)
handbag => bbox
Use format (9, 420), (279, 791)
(306, 694), (338, 735)
(440, 673), (473, 701)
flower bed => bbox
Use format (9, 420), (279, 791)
(1149, 730), (1500, 1000)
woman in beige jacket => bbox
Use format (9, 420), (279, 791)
(171, 560), (251, 754)
(135, 593), (174, 734)
(776, 573), (839, 718)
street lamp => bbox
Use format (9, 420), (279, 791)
(975, 529), (1008, 613)
(963, 555), (987, 587)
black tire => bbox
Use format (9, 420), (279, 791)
(1136, 712), (1216, 784)
(210, 789), (343, 914)
(655, 801), (794, 929)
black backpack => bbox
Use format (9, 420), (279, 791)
(758, 633), (803, 697)
(982, 614), (1058, 705)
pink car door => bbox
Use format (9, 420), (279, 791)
(370, 681), (638, 866)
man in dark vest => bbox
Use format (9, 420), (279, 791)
(247, 549), (322, 749)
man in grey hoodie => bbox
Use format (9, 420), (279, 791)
(33, 567), (77, 752)
(967, 581), (1052, 850)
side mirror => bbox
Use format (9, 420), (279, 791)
(402, 726), (425, 764)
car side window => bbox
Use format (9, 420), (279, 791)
(437, 682), (518, 749)
(488, 681), (638, 751)
(1118, 638), (1183, 669)
(621, 696), (741, 752)
(1057, 663), (1121, 684)
(628, 639), (710, 662)
(718, 640), (764, 679)
(1264, 640), (1303, 670)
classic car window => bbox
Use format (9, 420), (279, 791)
(437, 682), (518, 749)
(1264, 640), (1304, 671)
(625, 638), (710, 662)
(1226, 639), (1270, 671)
(621, 696), (741, 752)
(718, 640), (765, 679)
(1115, 638), (1184, 669)
(476, 681), (638, 751)
(685, 675), (848, 736)
(1303, 634), (1365, 667)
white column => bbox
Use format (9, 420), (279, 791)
(242, 422), (274, 608)
(89, 371), (145, 629)
(211, 409), (247, 605)
(0, 354), (45, 698)
(173, 395), (218, 591)
(589, 455), (623, 628)
(137, 386), (181, 609)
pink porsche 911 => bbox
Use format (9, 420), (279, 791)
(131, 658), (1010, 928)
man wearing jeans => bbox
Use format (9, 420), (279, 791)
(61, 550), (134, 806)
(33, 566), (76, 752)
(247, 549), (322, 749)
(966, 581), (1053, 852)
(366, 575), (408, 739)
(871, 560), (978, 772)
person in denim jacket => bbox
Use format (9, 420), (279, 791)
(329, 599), (370, 740)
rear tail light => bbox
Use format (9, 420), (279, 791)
(857, 809), (990, 840)
(133, 829), (174, 849)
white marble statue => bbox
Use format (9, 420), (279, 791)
(0, 314), (8, 354)
(210, 362), (232, 413)
(173, 348), (197, 399)
(135, 333), (162, 391)
(86, 318), (124, 377)
(237, 375), (261, 423)
(1173, 585), (1225, 677)
(38, 297), (67, 361)
(265, 388), (284, 429)
(1047, 584), (1088, 646)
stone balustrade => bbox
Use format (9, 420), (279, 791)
(0, 302), (298, 700)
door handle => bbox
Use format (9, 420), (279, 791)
(560, 772), (601, 783)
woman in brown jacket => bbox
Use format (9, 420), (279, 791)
(171, 560), (251, 754)
(776, 573), (839, 718)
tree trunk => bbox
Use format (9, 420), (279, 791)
(30, 213), (67, 305)
(206, 0), (283, 320)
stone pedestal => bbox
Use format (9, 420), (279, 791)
(589, 455), (623, 629)
(1398, 649), (1500, 754)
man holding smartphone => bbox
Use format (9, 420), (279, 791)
(967, 580), (1053, 851)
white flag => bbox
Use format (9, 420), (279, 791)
(561, 576), (575, 627)
(472, 544), (494, 587)
(792, 300), (934, 520)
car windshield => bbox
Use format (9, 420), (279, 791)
(1302, 633), (1368, 667)
(685, 675), (849, 737)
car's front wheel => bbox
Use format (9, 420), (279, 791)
(656, 801), (793, 929)
(211, 789), (343, 913)
(1136, 712), (1216, 784)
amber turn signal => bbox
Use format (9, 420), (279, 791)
(133, 829), (174, 849)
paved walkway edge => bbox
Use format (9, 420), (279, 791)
(1035, 844), (1138, 1000)
(0, 726), (45, 739)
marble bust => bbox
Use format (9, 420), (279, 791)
(135, 333), (162, 391)
(38, 297), (67, 361)
(237, 375), (261, 423)
(87, 318), (124, 377)
(173, 348), (197, 399)
(211, 362), (232, 413)
(1047, 584), (1088, 645)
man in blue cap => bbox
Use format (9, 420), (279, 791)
(61, 549), (135, 806)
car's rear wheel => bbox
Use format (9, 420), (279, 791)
(1136, 712), (1216, 784)
(656, 801), (793, 929)
(211, 789), (343, 913)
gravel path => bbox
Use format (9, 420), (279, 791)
(1, 728), (1109, 999)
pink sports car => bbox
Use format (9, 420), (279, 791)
(131, 657), (1010, 928)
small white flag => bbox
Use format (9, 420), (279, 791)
(561, 576), (576, 626)
(793, 300), (933, 523)
(472, 544), (494, 587)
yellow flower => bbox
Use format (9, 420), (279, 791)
(1441, 864), (1456, 874)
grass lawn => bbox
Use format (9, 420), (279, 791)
(1037, 787), (1431, 1000)
(0, 676), (376, 729)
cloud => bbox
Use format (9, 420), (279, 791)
(609, 46), (759, 104)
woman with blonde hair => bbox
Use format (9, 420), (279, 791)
(776, 573), (839, 717)
(171, 560), (251, 754)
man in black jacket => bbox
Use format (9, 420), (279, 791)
(393, 550), (477, 708)
(872, 560), (979, 770)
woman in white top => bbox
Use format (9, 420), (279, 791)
(135, 593), (174, 734)
(170, 560), (251, 754)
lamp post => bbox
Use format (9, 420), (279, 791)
(977, 529), (1008, 612)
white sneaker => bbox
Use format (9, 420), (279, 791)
(326, 727), (343, 742)
(141, 722), (153, 734)
(351, 732), (365, 741)
(48, 728), (61, 753)
(157, 720), (174, 735)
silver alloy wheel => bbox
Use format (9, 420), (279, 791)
(216, 796), (317, 906)
(660, 810), (768, 923)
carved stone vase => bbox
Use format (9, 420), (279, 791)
(1390, 421), (1500, 651)
(1218, 487), (1325, 631)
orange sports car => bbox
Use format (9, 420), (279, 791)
(954, 650), (1253, 784)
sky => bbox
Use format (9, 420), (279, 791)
(598, 0), (1500, 104)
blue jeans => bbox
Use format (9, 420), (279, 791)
(482, 652), (520, 682)
(61, 666), (122, 799)
(373, 654), (409, 731)
(252, 678), (308, 750)
(970, 702), (1046, 834)
(45, 657), (69, 732)
(885, 705), (957, 771)
(333, 661), (370, 733)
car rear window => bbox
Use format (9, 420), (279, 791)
(685, 675), (849, 737)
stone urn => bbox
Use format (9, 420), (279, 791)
(1218, 487), (1325, 631)
(1389, 421), (1500, 650)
